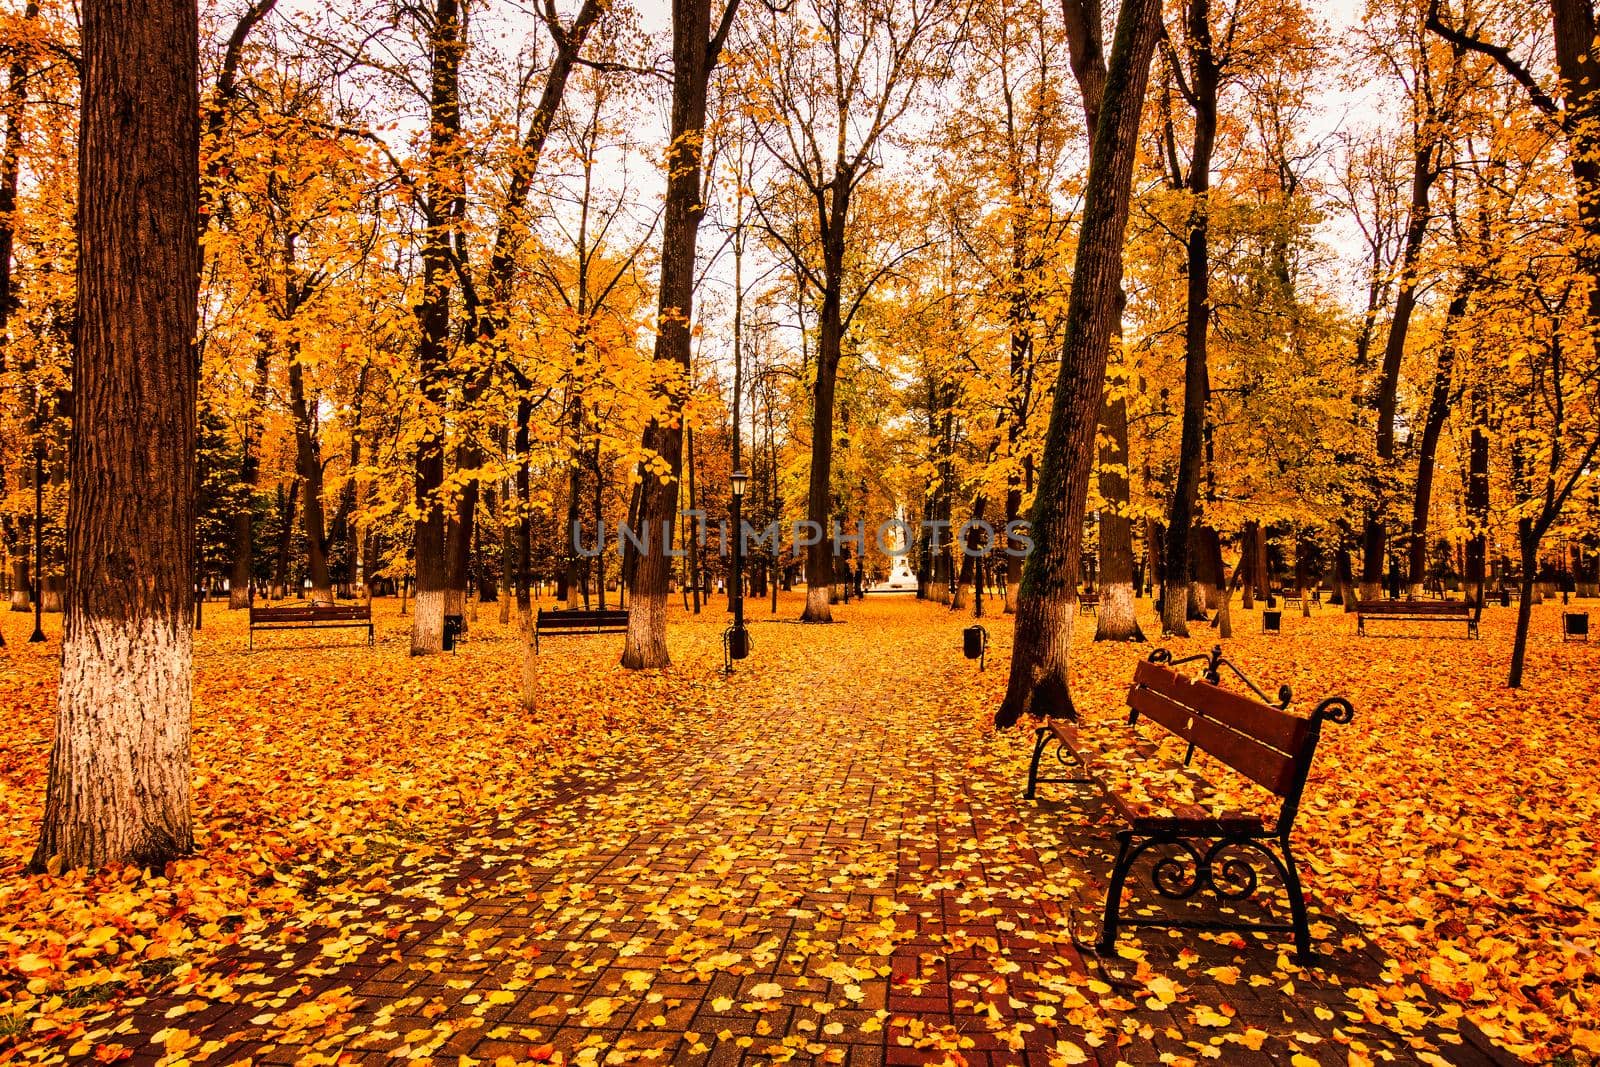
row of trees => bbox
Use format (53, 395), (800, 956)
(9, 0), (1600, 866)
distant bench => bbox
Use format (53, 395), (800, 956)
(1355, 599), (1477, 639)
(1078, 592), (1099, 615)
(248, 603), (373, 649)
(534, 608), (628, 653)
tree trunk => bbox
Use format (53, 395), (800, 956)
(1144, 517), (1163, 597)
(1409, 290), (1466, 595)
(1508, 528), (1538, 688)
(1191, 525), (1223, 614)
(623, 0), (734, 667)
(515, 396), (533, 626)
(0, 5), (32, 363)
(448, 459), (476, 621)
(1095, 363), (1139, 640)
(271, 478), (298, 598)
(1465, 387), (1489, 609)
(1295, 534), (1313, 617)
(288, 353), (332, 604)
(996, 0), (1162, 728)
(1239, 522), (1258, 609)
(686, 425), (701, 613)
(409, 0), (463, 656)
(499, 476), (514, 624)
(1160, 9), (1219, 638)
(228, 325), (272, 609)
(1363, 139), (1441, 599)
(1334, 540), (1355, 606)
(801, 221), (847, 622)
(34, 0), (198, 871)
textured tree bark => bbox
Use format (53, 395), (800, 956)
(1509, 528), (1538, 688)
(995, 0), (1162, 728)
(624, 0), (739, 667)
(1363, 141), (1442, 599)
(1160, 0), (1220, 638)
(1464, 388), (1489, 608)
(1408, 289), (1466, 594)
(447, 462), (475, 621)
(499, 476), (513, 624)
(33, 0), (198, 871)
(1062, 0), (1139, 642)
(1191, 525), (1224, 613)
(288, 353), (332, 604)
(801, 217), (847, 623)
(270, 479), (297, 599)
(1094, 381), (1140, 640)
(1333, 538), (1355, 607)
(1, 8), (36, 629)
(1144, 517), (1163, 597)
(9, 558), (27, 611)
(410, 0), (463, 655)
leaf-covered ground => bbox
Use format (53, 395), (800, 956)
(0, 593), (1595, 1065)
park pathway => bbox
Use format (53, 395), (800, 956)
(103, 609), (1511, 1067)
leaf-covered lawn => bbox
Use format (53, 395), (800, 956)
(0, 594), (1596, 1064)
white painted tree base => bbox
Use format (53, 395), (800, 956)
(35, 617), (193, 870)
(411, 589), (445, 655)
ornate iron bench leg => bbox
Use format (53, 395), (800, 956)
(1098, 830), (1137, 954)
(1025, 727), (1051, 799)
(1278, 837), (1314, 964)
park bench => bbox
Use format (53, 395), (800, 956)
(1078, 592), (1099, 615)
(534, 607), (628, 653)
(248, 603), (373, 650)
(681, 583), (713, 609)
(1024, 646), (1354, 962)
(1355, 599), (1478, 638)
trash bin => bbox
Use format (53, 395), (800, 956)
(1564, 612), (1589, 642)
(443, 614), (464, 652)
(963, 624), (988, 670)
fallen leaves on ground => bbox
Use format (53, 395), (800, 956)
(0, 593), (1594, 1064)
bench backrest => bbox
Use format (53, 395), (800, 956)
(1126, 659), (1310, 798)
(1356, 600), (1467, 616)
(536, 609), (629, 628)
(250, 604), (370, 622)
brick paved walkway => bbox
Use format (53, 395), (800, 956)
(92, 611), (1511, 1066)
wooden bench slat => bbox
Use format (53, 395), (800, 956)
(1127, 687), (1298, 795)
(247, 602), (374, 648)
(1355, 600), (1469, 615)
(250, 607), (371, 620)
(536, 610), (628, 628)
(1130, 660), (1308, 753)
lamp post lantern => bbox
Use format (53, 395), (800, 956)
(726, 468), (749, 670)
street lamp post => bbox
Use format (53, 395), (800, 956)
(30, 443), (45, 643)
(726, 469), (749, 671)
(857, 478), (867, 596)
